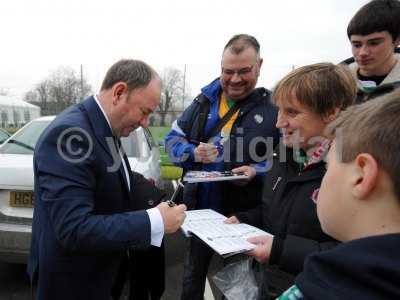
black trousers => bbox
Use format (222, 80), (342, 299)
(181, 237), (215, 300)
(112, 244), (165, 300)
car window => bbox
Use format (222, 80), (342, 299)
(121, 130), (141, 158)
(121, 129), (151, 159)
(0, 121), (50, 154)
(143, 128), (156, 148)
(0, 129), (10, 144)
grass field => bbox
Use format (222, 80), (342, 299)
(161, 165), (183, 180)
(149, 126), (183, 180)
(148, 126), (171, 143)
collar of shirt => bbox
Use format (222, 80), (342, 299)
(93, 95), (130, 190)
(93, 94), (113, 134)
(219, 92), (240, 138)
(302, 138), (331, 171)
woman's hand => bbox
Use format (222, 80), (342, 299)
(231, 165), (256, 186)
(245, 235), (274, 264)
(224, 216), (240, 224)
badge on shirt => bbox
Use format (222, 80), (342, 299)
(254, 114), (263, 124)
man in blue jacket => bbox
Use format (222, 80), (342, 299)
(28, 59), (187, 300)
(165, 34), (280, 300)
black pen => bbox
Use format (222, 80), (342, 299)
(166, 181), (184, 207)
(166, 200), (176, 207)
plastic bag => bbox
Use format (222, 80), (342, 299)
(213, 258), (259, 300)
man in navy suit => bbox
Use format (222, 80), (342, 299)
(27, 59), (187, 300)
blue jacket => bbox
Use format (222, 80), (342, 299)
(165, 79), (280, 214)
(28, 97), (151, 300)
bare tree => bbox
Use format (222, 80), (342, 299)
(159, 67), (187, 126)
(24, 80), (51, 113)
(24, 66), (92, 115)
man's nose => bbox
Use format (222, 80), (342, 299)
(230, 72), (242, 83)
(359, 44), (370, 56)
(276, 112), (287, 128)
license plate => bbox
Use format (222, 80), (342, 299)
(9, 191), (34, 208)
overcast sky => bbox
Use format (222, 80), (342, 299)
(0, 0), (368, 100)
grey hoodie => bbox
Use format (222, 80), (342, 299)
(344, 53), (400, 103)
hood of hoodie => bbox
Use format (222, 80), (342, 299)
(296, 233), (400, 300)
(347, 53), (400, 88)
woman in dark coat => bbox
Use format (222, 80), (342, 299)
(226, 63), (357, 299)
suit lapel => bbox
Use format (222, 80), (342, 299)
(81, 96), (115, 159)
(117, 140), (133, 194)
(121, 150), (134, 201)
(80, 97), (131, 194)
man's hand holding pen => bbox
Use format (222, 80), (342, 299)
(157, 202), (187, 234)
(157, 181), (186, 234)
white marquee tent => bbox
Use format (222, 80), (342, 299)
(0, 95), (40, 128)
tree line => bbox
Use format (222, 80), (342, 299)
(24, 66), (190, 126)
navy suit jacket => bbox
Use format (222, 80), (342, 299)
(27, 97), (151, 300)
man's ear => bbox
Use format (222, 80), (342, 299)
(351, 153), (379, 200)
(322, 107), (341, 123)
(256, 58), (263, 76)
(111, 82), (128, 104)
(394, 37), (400, 48)
(258, 58), (264, 69)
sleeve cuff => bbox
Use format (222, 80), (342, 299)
(269, 236), (284, 266)
(146, 207), (164, 247)
(235, 212), (250, 224)
(185, 143), (197, 162)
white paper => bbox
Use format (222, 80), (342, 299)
(183, 171), (249, 183)
(181, 209), (273, 256)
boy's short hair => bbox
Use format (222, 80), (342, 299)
(347, 0), (400, 41)
(327, 90), (400, 199)
(272, 63), (357, 116)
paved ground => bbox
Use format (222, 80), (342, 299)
(161, 231), (222, 300)
(0, 180), (219, 300)
(161, 180), (220, 300)
(0, 262), (30, 300)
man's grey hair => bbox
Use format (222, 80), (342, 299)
(223, 34), (261, 58)
(101, 59), (158, 92)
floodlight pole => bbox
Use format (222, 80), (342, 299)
(182, 64), (186, 110)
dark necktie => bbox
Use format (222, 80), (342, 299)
(114, 136), (121, 151)
(113, 137), (131, 191)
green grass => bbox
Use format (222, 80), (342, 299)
(149, 126), (183, 180)
(161, 165), (183, 180)
(159, 147), (172, 165)
(149, 126), (172, 166)
(148, 126), (171, 144)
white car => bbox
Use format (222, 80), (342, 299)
(0, 116), (161, 263)
(0, 128), (10, 145)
